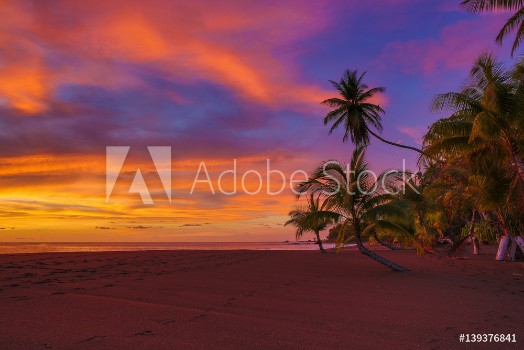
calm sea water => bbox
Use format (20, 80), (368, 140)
(0, 242), (342, 255)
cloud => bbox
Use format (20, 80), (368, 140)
(398, 126), (426, 145)
(0, 0), (507, 242)
(0, 0), (340, 116)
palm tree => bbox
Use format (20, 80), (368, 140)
(396, 174), (436, 251)
(425, 53), (524, 183)
(295, 146), (412, 271)
(285, 193), (333, 253)
(465, 168), (518, 237)
(423, 54), (524, 256)
(322, 69), (426, 155)
(423, 158), (483, 255)
(424, 86), (524, 254)
(461, 0), (524, 56)
(467, 209), (480, 255)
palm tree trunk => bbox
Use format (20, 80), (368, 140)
(447, 235), (472, 257)
(510, 142), (524, 183)
(494, 212), (512, 261)
(354, 224), (409, 272)
(496, 213), (512, 237)
(480, 211), (505, 237)
(314, 230), (326, 254)
(366, 127), (428, 157)
(496, 235), (511, 261)
(418, 214), (429, 236)
(469, 209), (480, 255)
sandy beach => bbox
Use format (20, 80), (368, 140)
(0, 248), (522, 349)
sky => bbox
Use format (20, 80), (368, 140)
(0, 0), (515, 242)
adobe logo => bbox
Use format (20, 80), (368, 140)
(105, 146), (171, 204)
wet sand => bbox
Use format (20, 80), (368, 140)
(0, 248), (522, 349)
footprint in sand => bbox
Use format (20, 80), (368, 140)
(81, 335), (106, 343)
(222, 297), (237, 307)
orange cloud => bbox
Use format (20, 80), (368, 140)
(0, 152), (306, 240)
(0, 0), (349, 241)
(0, 0), (338, 115)
(0, 3), (49, 114)
(0, 65), (48, 114)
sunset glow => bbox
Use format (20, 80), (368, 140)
(0, 0), (511, 241)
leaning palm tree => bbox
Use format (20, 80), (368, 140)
(295, 146), (413, 271)
(285, 193), (334, 253)
(461, 0), (524, 56)
(322, 69), (426, 155)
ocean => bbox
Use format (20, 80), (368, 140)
(0, 242), (343, 254)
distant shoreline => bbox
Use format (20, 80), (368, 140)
(0, 241), (357, 255)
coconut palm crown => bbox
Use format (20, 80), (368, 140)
(285, 193), (334, 253)
(294, 146), (415, 271)
(322, 69), (426, 155)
